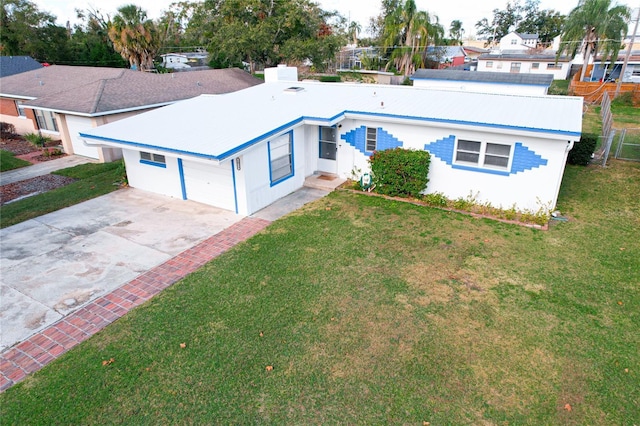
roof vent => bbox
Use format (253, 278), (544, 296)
(284, 86), (304, 93)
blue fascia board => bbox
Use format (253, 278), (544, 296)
(80, 109), (580, 162)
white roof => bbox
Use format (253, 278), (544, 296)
(80, 81), (583, 162)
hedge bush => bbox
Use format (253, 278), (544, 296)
(568, 133), (598, 166)
(318, 75), (341, 83)
(369, 148), (430, 198)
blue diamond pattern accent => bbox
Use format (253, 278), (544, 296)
(341, 126), (403, 156)
(510, 142), (548, 174)
(424, 135), (455, 165)
(424, 137), (548, 176)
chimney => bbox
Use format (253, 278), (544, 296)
(264, 64), (299, 83)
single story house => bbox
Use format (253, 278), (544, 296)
(584, 51), (640, 83)
(477, 53), (572, 80)
(0, 56), (42, 78)
(80, 66), (583, 216)
(462, 46), (490, 62)
(410, 69), (554, 95)
(0, 66), (261, 161)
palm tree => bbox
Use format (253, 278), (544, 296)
(449, 19), (464, 45)
(381, 0), (443, 76)
(348, 20), (361, 46)
(108, 4), (160, 71)
(558, 0), (630, 82)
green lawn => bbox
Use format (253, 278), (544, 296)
(0, 161), (126, 228)
(2, 160), (638, 424)
(0, 149), (31, 172)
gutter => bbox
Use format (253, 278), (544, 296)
(20, 101), (178, 118)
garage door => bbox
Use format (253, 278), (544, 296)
(182, 160), (235, 211)
(65, 115), (100, 159)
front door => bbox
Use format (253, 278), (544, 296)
(317, 126), (337, 174)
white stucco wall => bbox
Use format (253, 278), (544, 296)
(122, 149), (183, 199)
(241, 126), (308, 215)
(331, 118), (573, 212)
(1, 115), (34, 135)
(477, 59), (570, 80)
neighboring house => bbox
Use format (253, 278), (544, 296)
(161, 52), (209, 70)
(336, 46), (381, 70)
(499, 32), (539, 52)
(0, 56), (42, 78)
(0, 66), (262, 161)
(80, 66), (583, 217)
(426, 46), (467, 68)
(477, 53), (572, 80)
(410, 69), (554, 95)
(583, 51), (640, 83)
(462, 46), (490, 62)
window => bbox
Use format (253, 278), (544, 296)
(455, 139), (511, 170)
(366, 127), (377, 152)
(269, 132), (293, 184)
(319, 126), (336, 160)
(546, 63), (562, 70)
(15, 100), (26, 117)
(532, 63), (540, 69)
(486, 61), (493, 68)
(496, 62), (503, 69)
(510, 62), (521, 73)
(484, 143), (511, 168)
(34, 109), (58, 132)
(456, 140), (481, 164)
(510, 39), (517, 45)
(140, 151), (166, 167)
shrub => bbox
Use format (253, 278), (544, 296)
(567, 133), (597, 166)
(319, 75), (341, 83)
(1, 122), (16, 139)
(423, 192), (448, 207)
(23, 132), (52, 148)
(369, 148), (430, 198)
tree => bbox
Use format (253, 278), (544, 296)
(380, 0), (444, 76)
(517, 0), (564, 43)
(203, 0), (345, 73)
(68, 8), (126, 67)
(348, 21), (361, 46)
(449, 19), (464, 45)
(558, 0), (630, 82)
(475, 1), (522, 46)
(476, 0), (566, 47)
(108, 4), (160, 71)
(0, 0), (63, 59)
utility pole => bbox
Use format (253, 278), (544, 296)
(615, 6), (640, 97)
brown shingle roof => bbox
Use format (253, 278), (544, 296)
(0, 66), (262, 115)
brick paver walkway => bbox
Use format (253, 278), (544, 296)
(0, 217), (270, 392)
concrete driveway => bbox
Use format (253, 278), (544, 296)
(0, 188), (242, 351)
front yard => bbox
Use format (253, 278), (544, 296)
(1, 159), (638, 424)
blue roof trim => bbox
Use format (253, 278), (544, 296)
(343, 110), (581, 138)
(80, 108), (579, 161)
(218, 117), (304, 160)
(79, 132), (221, 160)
